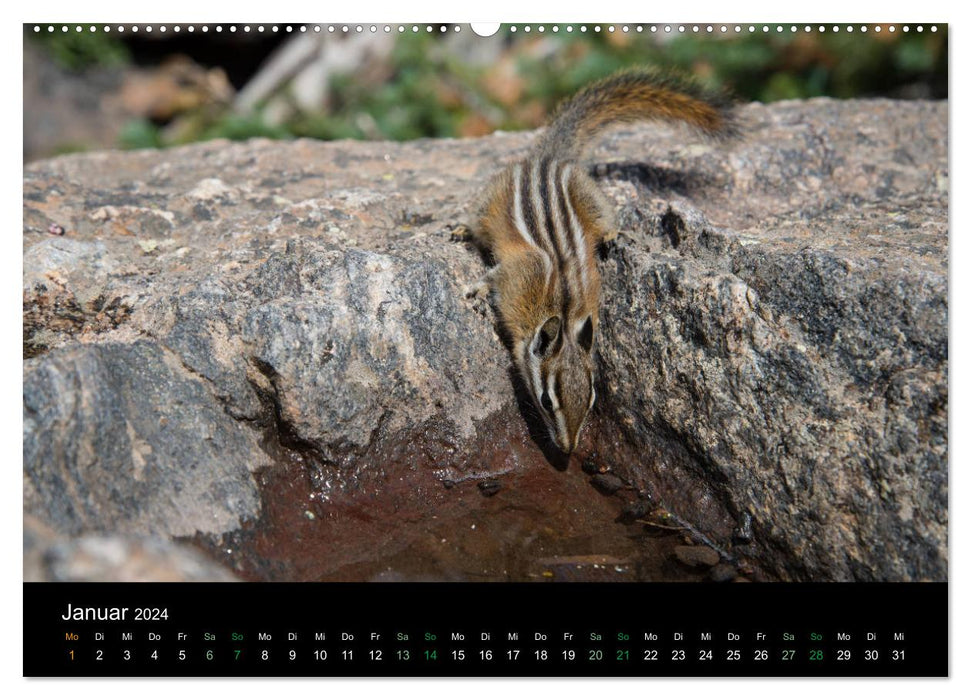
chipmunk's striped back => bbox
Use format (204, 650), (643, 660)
(510, 158), (594, 317)
(468, 68), (735, 454)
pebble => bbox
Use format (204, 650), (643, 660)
(580, 459), (600, 475)
(732, 513), (754, 543)
(618, 498), (652, 522)
(709, 563), (737, 582)
(590, 473), (624, 495)
(478, 480), (501, 497)
(673, 545), (720, 568)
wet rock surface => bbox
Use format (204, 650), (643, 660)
(211, 412), (711, 582)
(23, 99), (946, 581)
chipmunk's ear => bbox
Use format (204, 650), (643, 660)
(533, 316), (562, 357)
(577, 316), (594, 353)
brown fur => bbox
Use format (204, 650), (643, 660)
(534, 67), (737, 161)
(467, 68), (735, 453)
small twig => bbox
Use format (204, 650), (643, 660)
(637, 511), (737, 563)
(635, 519), (687, 531)
(665, 511), (737, 563)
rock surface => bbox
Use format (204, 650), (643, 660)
(23, 99), (947, 581)
(24, 515), (239, 582)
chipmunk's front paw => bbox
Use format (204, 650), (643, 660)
(598, 231), (627, 259)
(463, 278), (490, 300)
(462, 270), (495, 315)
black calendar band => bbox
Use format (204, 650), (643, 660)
(24, 582), (947, 677)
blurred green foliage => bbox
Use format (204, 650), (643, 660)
(118, 119), (162, 150)
(119, 114), (293, 151)
(287, 27), (947, 143)
(290, 34), (483, 141)
(200, 114), (291, 142)
(26, 24), (947, 152)
(30, 27), (129, 70)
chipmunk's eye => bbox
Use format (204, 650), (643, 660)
(577, 316), (594, 353)
(541, 389), (554, 413)
(534, 316), (562, 357)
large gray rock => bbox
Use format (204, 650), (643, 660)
(24, 515), (240, 582)
(23, 340), (266, 537)
(22, 98), (947, 581)
(594, 99), (947, 581)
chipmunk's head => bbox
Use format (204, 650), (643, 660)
(521, 313), (597, 453)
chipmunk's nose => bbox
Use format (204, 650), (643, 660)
(556, 429), (579, 454)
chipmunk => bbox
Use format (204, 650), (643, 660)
(464, 68), (735, 453)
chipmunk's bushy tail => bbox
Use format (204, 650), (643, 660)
(533, 67), (738, 161)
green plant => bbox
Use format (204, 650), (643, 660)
(29, 27), (129, 71)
